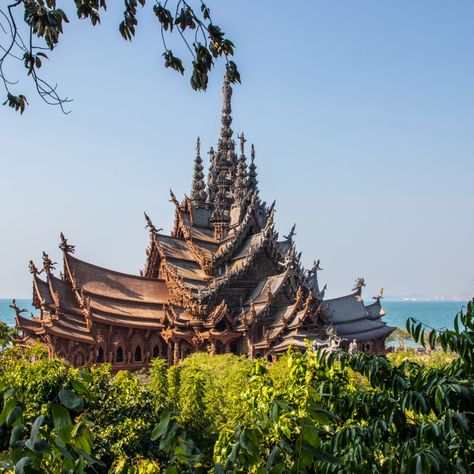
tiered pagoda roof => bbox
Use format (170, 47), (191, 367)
(16, 77), (394, 368)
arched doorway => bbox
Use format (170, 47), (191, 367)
(96, 346), (105, 363)
(134, 345), (142, 362)
(115, 346), (124, 363)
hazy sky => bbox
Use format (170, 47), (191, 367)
(1, 1), (473, 299)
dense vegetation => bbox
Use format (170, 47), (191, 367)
(0, 300), (473, 473)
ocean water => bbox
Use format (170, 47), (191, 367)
(0, 298), (468, 330)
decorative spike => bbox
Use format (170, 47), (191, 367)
(191, 137), (207, 206)
(144, 212), (162, 235)
(234, 133), (248, 203)
(248, 144), (259, 192)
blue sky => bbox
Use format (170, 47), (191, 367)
(1, 0), (473, 299)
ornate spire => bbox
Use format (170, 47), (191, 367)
(207, 147), (217, 203)
(207, 75), (237, 209)
(234, 133), (248, 203)
(247, 144), (258, 193)
(190, 137), (207, 206)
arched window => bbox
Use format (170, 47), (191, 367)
(116, 346), (124, 363)
(134, 345), (142, 362)
(152, 345), (160, 358)
(97, 347), (104, 363)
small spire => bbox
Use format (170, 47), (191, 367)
(191, 137), (207, 206)
(247, 144), (258, 192)
(207, 147), (217, 203)
(234, 133), (248, 203)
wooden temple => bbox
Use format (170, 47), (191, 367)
(16, 77), (395, 368)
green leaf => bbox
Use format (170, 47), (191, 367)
(9, 425), (25, 448)
(302, 445), (339, 464)
(151, 409), (170, 440)
(76, 449), (106, 468)
(454, 412), (470, 433)
(159, 421), (178, 451)
(14, 457), (33, 474)
(59, 389), (84, 411)
(214, 464), (224, 474)
(0, 397), (16, 425)
(30, 415), (46, 444)
(6, 406), (22, 426)
(52, 404), (72, 432)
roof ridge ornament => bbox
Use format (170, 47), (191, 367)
(373, 287), (384, 303)
(353, 277), (366, 295)
(59, 232), (75, 254)
(29, 260), (38, 275)
(41, 251), (57, 275)
(283, 224), (297, 244)
(144, 212), (162, 235)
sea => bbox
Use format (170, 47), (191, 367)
(0, 298), (469, 331)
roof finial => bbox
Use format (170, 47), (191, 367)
(234, 133), (248, 204)
(29, 260), (38, 275)
(191, 137), (207, 206)
(144, 212), (162, 235)
(247, 144), (258, 193)
(238, 132), (246, 156)
(59, 232), (75, 254)
(353, 277), (366, 295)
(41, 251), (57, 275)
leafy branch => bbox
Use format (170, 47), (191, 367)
(0, 1), (240, 114)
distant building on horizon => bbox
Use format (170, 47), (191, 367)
(15, 77), (394, 368)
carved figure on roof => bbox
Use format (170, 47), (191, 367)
(10, 299), (27, 317)
(28, 260), (38, 275)
(283, 224), (297, 243)
(144, 212), (162, 235)
(306, 259), (322, 292)
(353, 277), (366, 292)
(41, 252), (57, 274)
(348, 339), (358, 356)
(373, 288), (384, 302)
(59, 232), (75, 254)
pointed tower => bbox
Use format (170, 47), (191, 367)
(207, 147), (217, 203)
(208, 76), (238, 208)
(248, 144), (259, 193)
(208, 75), (239, 238)
(234, 133), (248, 204)
(191, 137), (207, 206)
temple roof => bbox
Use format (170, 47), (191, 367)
(322, 293), (394, 341)
(365, 300), (386, 320)
(65, 254), (170, 304)
(321, 293), (367, 324)
(19, 75), (395, 360)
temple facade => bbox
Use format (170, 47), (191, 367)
(16, 77), (394, 368)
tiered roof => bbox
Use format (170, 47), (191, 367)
(16, 76), (394, 364)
